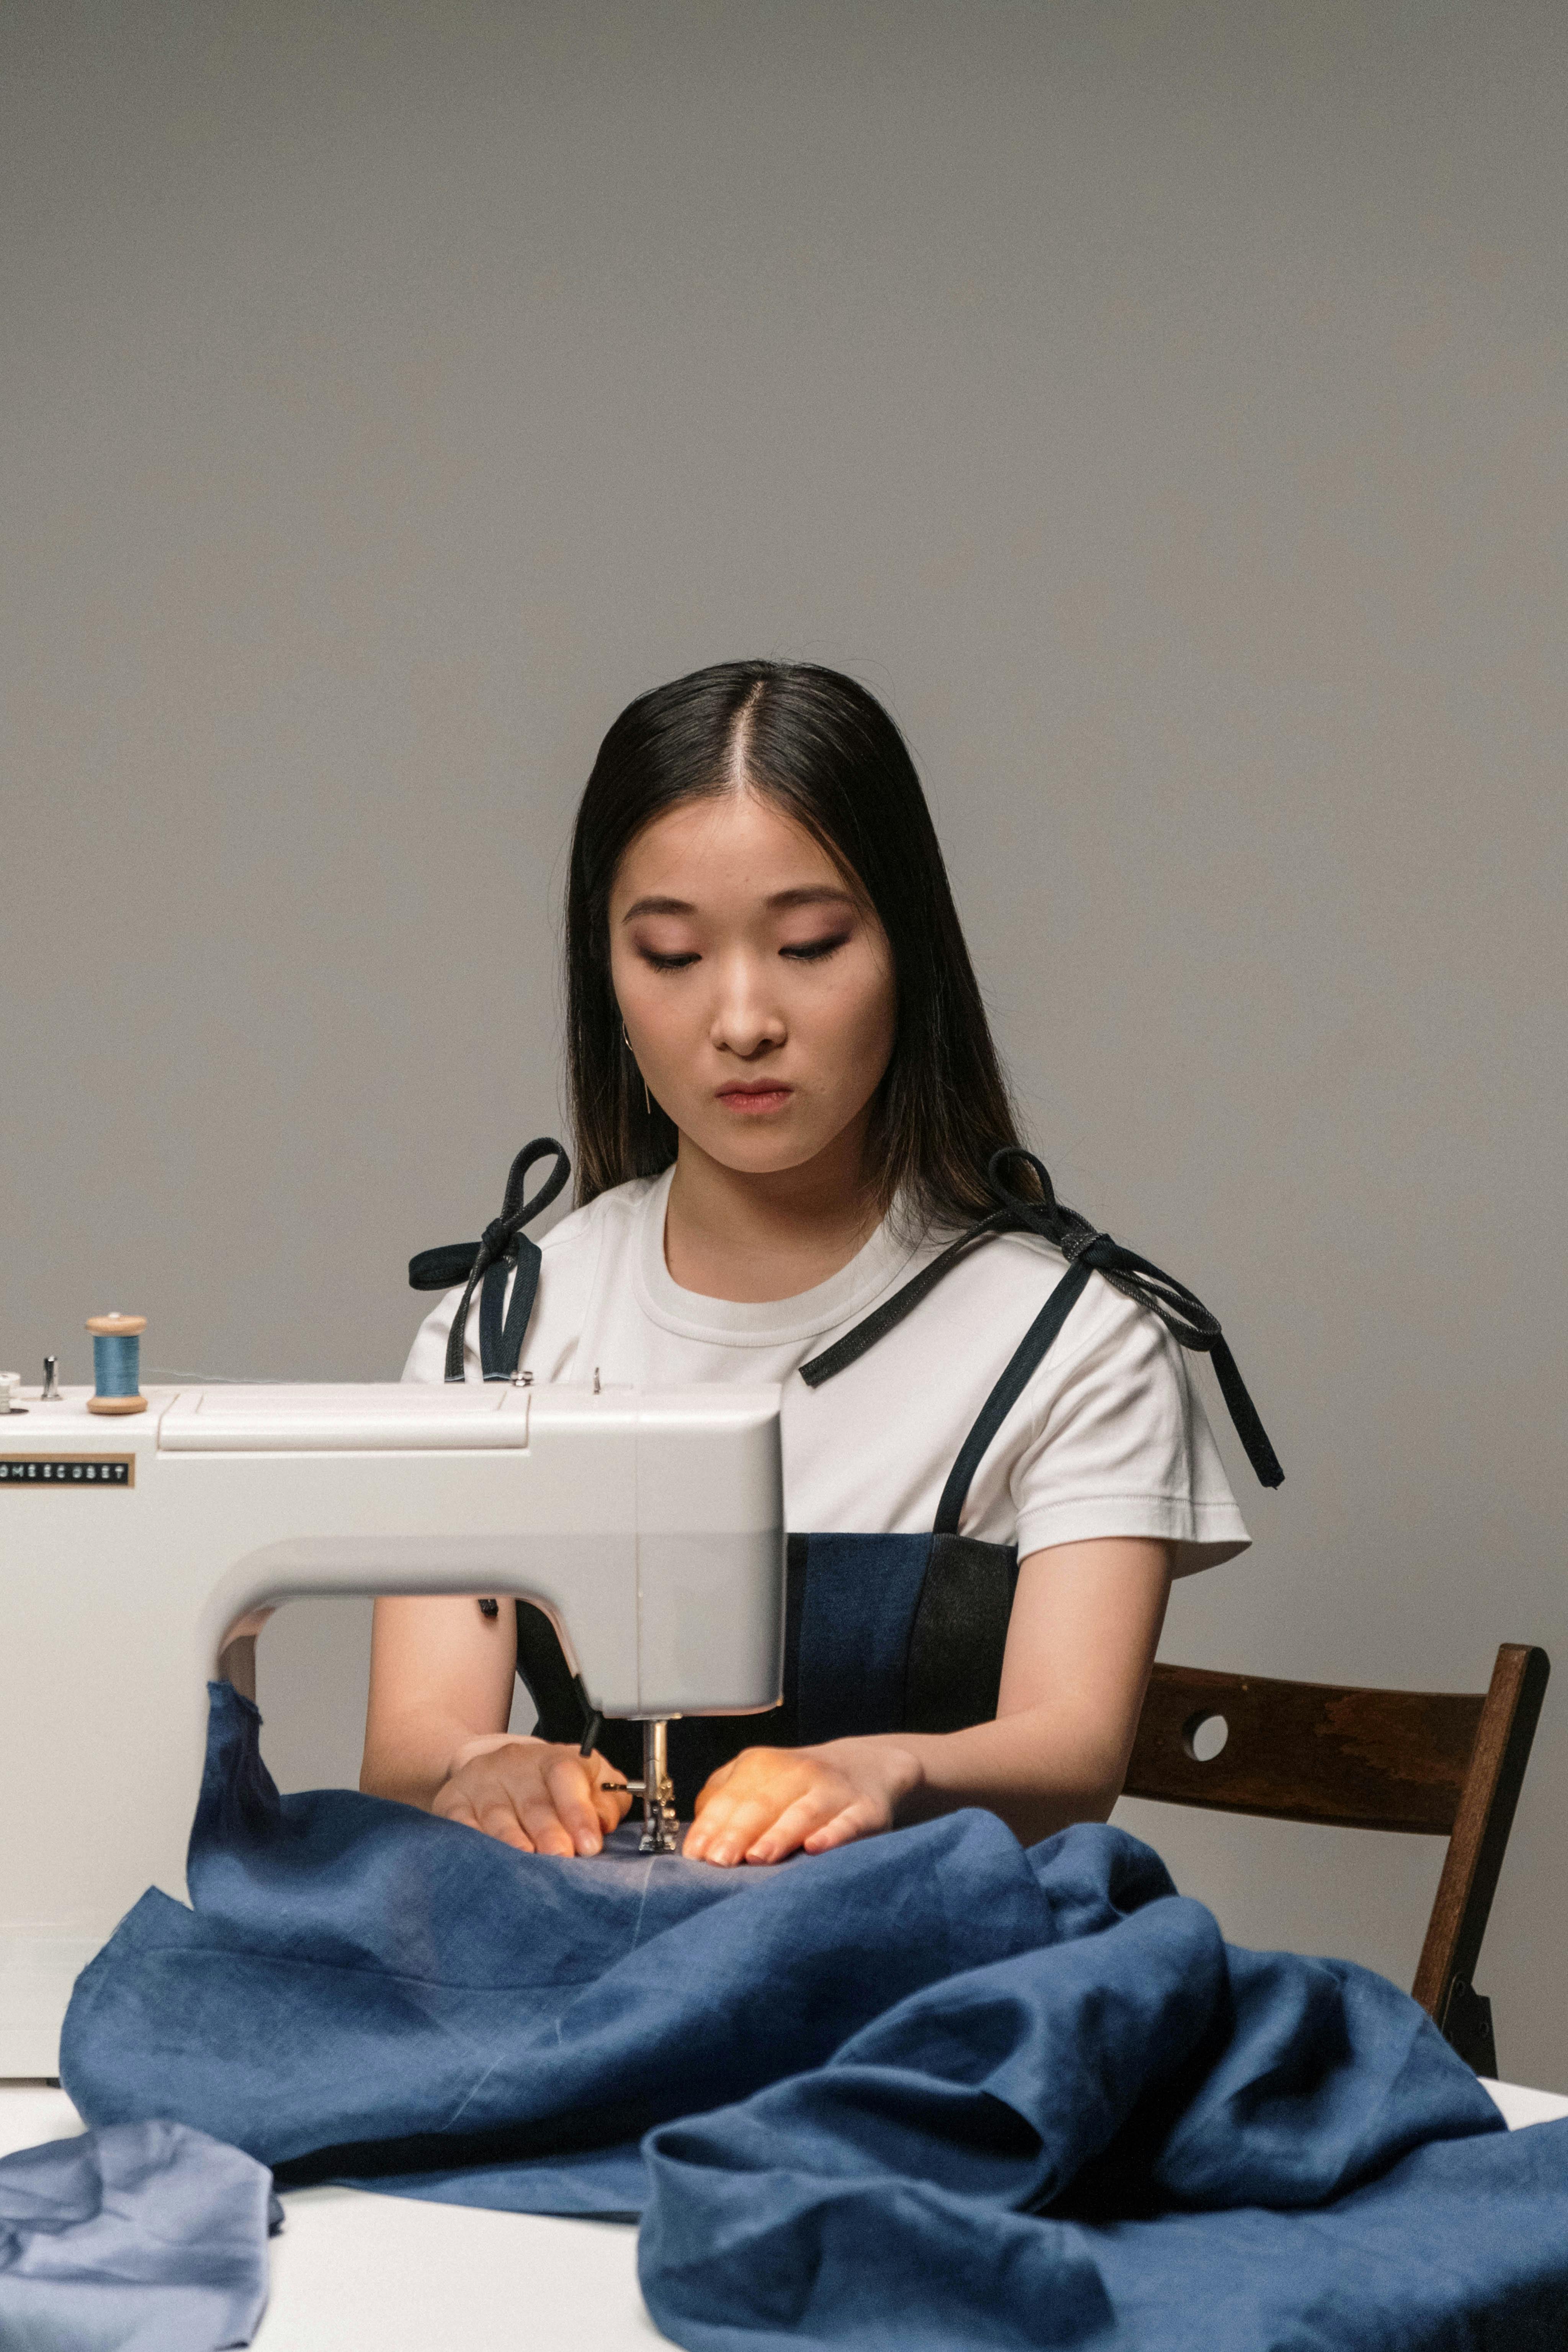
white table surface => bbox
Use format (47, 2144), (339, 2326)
(3, 2077), (1565, 2349)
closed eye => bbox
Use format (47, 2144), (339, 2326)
(781, 934), (851, 963)
(639, 949), (701, 972)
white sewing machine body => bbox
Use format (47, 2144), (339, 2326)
(0, 1380), (785, 2076)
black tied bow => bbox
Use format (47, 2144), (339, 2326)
(408, 1138), (572, 1384)
(984, 1148), (1282, 1488)
(799, 1146), (1282, 1491)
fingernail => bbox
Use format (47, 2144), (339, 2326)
(578, 1832), (601, 1856)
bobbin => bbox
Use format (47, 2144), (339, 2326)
(85, 1312), (148, 1416)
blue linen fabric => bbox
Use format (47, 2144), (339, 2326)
(0, 2118), (278, 2352)
(61, 1685), (1568, 2349)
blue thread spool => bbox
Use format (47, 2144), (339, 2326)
(86, 1312), (147, 1416)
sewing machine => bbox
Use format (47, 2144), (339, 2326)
(0, 1379), (785, 2077)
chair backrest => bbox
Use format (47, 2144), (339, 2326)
(1123, 1643), (1550, 2073)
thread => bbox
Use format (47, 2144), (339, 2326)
(86, 1312), (148, 1417)
(93, 1331), (139, 1393)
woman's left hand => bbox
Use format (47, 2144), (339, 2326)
(683, 1738), (923, 1867)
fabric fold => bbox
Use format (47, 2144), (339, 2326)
(57, 1684), (1568, 2349)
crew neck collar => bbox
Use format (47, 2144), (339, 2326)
(632, 1163), (923, 1348)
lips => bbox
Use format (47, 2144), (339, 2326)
(716, 1084), (794, 1113)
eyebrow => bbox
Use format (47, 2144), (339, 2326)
(620, 885), (856, 922)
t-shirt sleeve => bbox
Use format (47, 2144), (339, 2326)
(1009, 1280), (1251, 1576)
(402, 1287), (469, 1384)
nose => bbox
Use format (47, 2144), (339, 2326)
(709, 949), (786, 1061)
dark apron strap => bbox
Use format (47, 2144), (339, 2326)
(932, 1259), (1093, 1536)
(477, 1242), (543, 1381)
(802, 1146), (1283, 1490)
(797, 1212), (1015, 1386)
(408, 1138), (569, 1382)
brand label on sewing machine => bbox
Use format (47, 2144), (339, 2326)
(0, 1456), (135, 1487)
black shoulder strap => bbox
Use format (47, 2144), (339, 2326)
(798, 1213), (1014, 1388)
(407, 1138), (570, 1384)
(932, 1260), (1093, 1535)
(476, 1252), (543, 1382)
(801, 1147), (1284, 1492)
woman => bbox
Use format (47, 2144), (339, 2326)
(361, 660), (1258, 1867)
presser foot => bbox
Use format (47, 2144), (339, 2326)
(638, 1719), (681, 1856)
(638, 1806), (680, 1856)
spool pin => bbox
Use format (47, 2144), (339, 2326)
(86, 1313), (148, 1416)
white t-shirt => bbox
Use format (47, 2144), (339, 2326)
(405, 1165), (1249, 1576)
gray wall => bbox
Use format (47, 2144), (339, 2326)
(4, 2), (1565, 2084)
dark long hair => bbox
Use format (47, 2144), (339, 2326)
(565, 660), (1024, 1228)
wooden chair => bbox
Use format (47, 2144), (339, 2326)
(1122, 1643), (1550, 2075)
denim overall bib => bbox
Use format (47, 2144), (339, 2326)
(410, 1140), (1282, 1818)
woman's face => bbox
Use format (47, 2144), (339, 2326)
(608, 790), (897, 1182)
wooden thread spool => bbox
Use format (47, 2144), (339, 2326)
(86, 1313), (148, 1416)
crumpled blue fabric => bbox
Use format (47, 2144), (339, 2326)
(639, 1938), (1568, 2350)
(59, 1684), (1568, 2349)
(0, 2118), (278, 2352)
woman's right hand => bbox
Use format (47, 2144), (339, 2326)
(431, 1735), (633, 1857)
